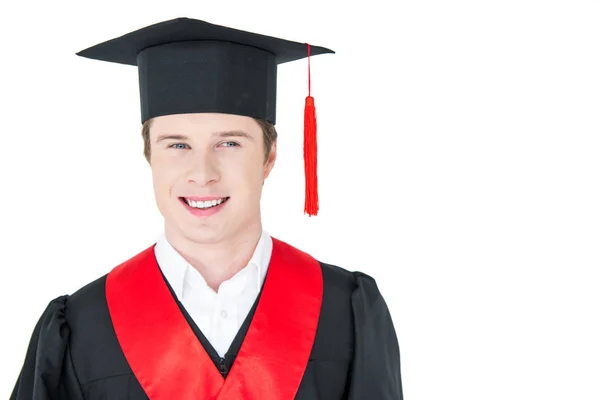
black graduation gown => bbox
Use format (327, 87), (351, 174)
(10, 261), (403, 399)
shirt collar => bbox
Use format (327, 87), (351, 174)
(154, 230), (273, 299)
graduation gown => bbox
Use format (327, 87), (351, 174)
(10, 237), (403, 399)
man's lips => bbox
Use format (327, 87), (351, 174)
(180, 196), (229, 201)
(179, 196), (230, 208)
(180, 196), (230, 215)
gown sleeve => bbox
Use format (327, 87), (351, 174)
(10, 295), (85, 400)
(347, 272), (404, 400)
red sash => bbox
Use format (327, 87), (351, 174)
(105, 237), (323, 399)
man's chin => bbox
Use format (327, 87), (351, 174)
(180, 223), (226, 244)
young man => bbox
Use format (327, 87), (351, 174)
(11, 17), (403, 399)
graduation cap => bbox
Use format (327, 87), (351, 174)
(75, 17), (334, 216)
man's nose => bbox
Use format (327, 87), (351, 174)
(184, 152), (220, 185)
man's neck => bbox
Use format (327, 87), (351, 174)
(164, 222), (263, 293)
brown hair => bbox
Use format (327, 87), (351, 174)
(141, 117), (278, 164)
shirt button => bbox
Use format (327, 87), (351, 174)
(220, 310), (228, 318)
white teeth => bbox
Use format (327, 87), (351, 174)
(185, 197), (226, 209)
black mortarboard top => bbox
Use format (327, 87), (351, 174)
(75, 17), (334, 216)
(75, 17), (333, 125)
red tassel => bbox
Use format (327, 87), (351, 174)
(304, 95), (318, 216)
(304, 43), (318, 216)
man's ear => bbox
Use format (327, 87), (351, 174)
(263, 140), (277, 181)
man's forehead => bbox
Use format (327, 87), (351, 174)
(151, 113), (258, 130)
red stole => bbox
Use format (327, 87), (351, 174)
(105, 237), (323, 399)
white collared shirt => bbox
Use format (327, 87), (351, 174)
(154, 230), (273, 358)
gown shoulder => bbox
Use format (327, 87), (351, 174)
(316, 260), (404, 398)
(348, 271), (404, 399)
(10, 294), (85, 400)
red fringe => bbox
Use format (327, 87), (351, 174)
(304, 96), (318, 216)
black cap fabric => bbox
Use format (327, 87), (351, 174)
(75, 17), (334, 124)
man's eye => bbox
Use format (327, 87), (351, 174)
(221, 141), (240, 148)
(168, 143), (189, 149)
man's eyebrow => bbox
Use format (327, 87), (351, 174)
(155, 131), (254, 143)
(213, 130), (254, 140)
(155, 134), (189, 143)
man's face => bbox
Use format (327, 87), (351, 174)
(149, 113), (276, 243)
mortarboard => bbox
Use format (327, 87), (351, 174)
(75, 17), (334, 216)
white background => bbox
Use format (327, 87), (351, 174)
(1, 1), (599, 399)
